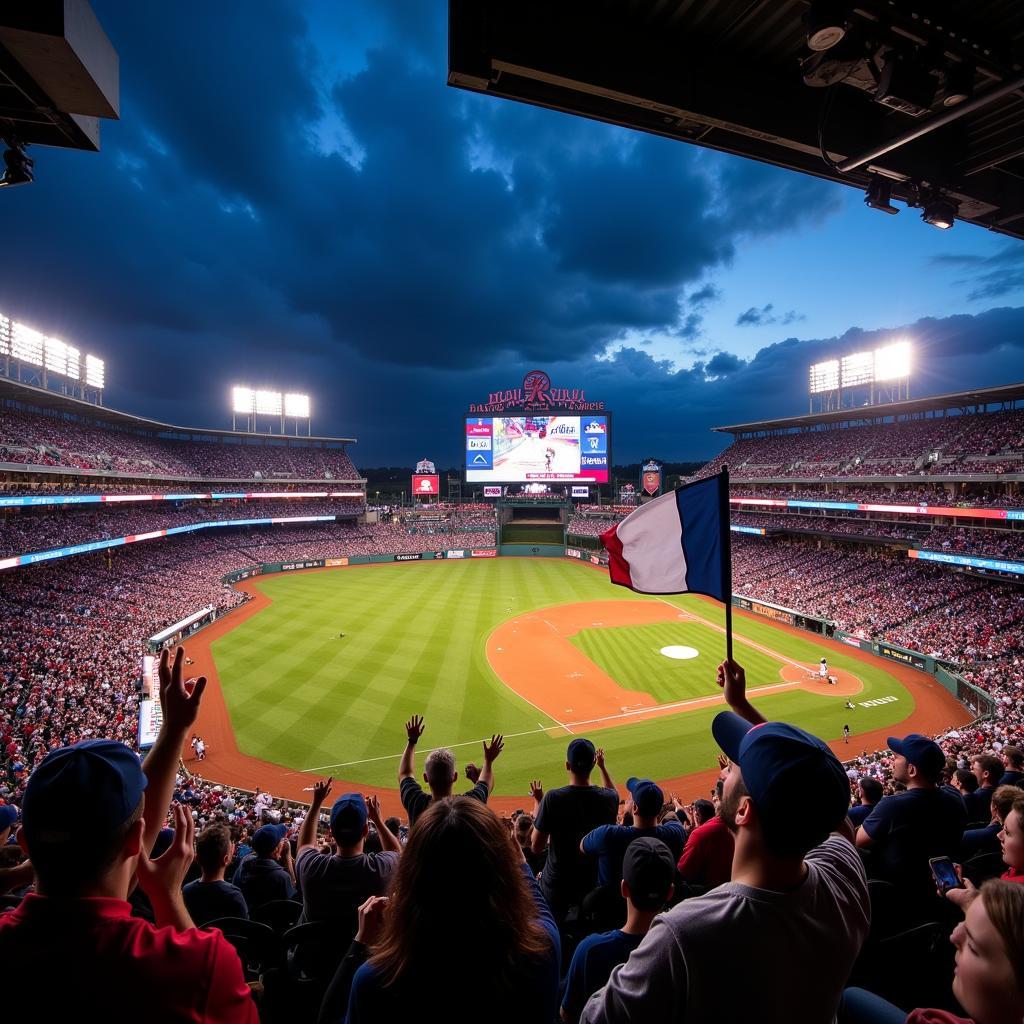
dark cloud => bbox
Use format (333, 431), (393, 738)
(932, 244), (1024, 301)
(736, 303), (806, 327)
(706, 352), (745, 376)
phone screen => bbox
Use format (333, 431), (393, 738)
(929, 857), (962, 893)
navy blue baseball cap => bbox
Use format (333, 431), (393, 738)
(623, 837), (675, 911)
(888, 734), (945, 778)
(0, 805), (18, 833)
(330, 794), (368, 843)
(22, 740), (147, 846)
(712, 713), (849, 855)
(567, 738), (597, 771)
(626, 777), (664, 818)
(252, 823), (289, 856)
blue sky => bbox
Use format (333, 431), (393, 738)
(2, 1), (1023, 464)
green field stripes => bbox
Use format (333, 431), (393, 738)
(211, 560), (919, 796)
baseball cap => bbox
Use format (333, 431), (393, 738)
(252, 823), (289, 856)
(712, 712), (849, 856)
(0, 805), (18, 833)
(888, 734), (945, 778)
(626, 777), (664, 818)
(623, 837), (675, 911)
(567, 738), (596, 772)
(330, 793), (368, 844)
(22, 739), (147, 847)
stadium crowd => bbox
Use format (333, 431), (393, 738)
(1, 408), (361, 480)
(731, 484), (1024, 507)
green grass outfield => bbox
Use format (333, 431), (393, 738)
(211, 558), (914, 794)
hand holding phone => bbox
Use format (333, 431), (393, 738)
(929, 856), (964, 894)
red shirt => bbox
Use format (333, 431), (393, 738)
(676, 815), (735, 888)
(1001, 866), (1024, 883)
(0, 894), (257, 1022)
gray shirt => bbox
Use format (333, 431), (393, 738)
(580, 836), (869, 1024)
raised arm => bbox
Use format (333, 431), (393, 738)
(298, 778), (333, 856)
(716, 659), (767, 726)
(478, 734), (504, 794)
(141, 646), (207, 854)
(366, 794), (401, 854)
(398, 715), (424, 783)
(595, 747), (615, 791)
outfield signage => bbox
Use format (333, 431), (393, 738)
(730, 525), (766, 536)
(565, 547), (583, 559)
(571, 486), (590, 498)
(730, 496), (1024, 522)
(412, 474), (439, 496)
(395, 553), (423, 561)
(483, 486), (502, 498)
(326, 557), (349, 567)
(471, 549), (497, 558)
(874, 642), (928, 671)
(446, 550), (466, 558)
(279, 560), (324, 572)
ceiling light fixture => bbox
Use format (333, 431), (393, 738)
(921, 196), (957, 230)
(0, 139), (34, 189)
(804, 1), (848, 52)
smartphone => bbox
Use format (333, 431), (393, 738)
(929, 856), (964, 893)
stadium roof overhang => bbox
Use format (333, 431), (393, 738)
(712, 381), (1024, 434)
(448, 0), (1024, 239)
(0, 2), (118, 152)
(0, 377), (358, 445)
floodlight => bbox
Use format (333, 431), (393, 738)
(0, 315), (9, 356)
(232, 386), (255, 414)
(841, 351), (874, 387)
(0, 140), (34, 189)
(809, 359), (840, 393)
(44, 338), (68, 375)
(66, 346), (80, 380)
(804, 0), (847, 52)
(874, 341), (911, 381)
(941, 62), (974, 108)
(922, 197), (956, 230)
(284, 393), (310, 418)
(85, 354), (105, 389)
(254, 389), (282, 416)
(11, 322), (44, 366)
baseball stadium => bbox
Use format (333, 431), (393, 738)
(2, 3), (1024, 1023)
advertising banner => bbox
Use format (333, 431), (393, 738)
(326, 558), (349, 567)
(483, 486), (502, 497)
(571, 485), (590, 498)
(471, 549), (497, 558)
(874, 642), (929, 671)
(565, 548), (583, 559)
(446, 549), (466, 558)
(412, 474), (440, 496)
(641, 459), (663, 497)
(395, 553), (423, 561)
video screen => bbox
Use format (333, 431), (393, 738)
(465, 415), (609, 483)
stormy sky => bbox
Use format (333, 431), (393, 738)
(3, 1), (1024, 465)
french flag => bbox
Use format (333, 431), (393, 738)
(601, 470), (731, 598)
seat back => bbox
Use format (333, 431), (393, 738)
(252, 898), (303, 936)
(206, 917), (282, 980)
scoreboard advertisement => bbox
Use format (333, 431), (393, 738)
(465, 415), (610, 483)
(412, 474), (440, 496)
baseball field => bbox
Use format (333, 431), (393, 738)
(193, 557), (968, 803)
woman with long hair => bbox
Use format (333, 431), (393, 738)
(339, 797), (559, 1023)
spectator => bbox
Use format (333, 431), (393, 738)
(233, 823), (296, 911)
(581, 778), (686, 891)
(961, 785), (1024, 860)
(530, 740), (619, 923)
(561, 838), (675, 1024)
(953, 768), (980, 801)
(580, 660), (868, 1024)
(848, 777), (883, 828)
(0, 643), (256, 1021)
(183, 824), (249, 926)
(996, 795), (1024, 883)
(676, 794), (734, 893)
(398, 715), (502, 827)
(855, 734), (967, 905)
(0, 804), (17, 846)
(295, 778), (399, 931)
(515, 811), (547, 876)
(969, 755), (1006, 822)
(585, 659), (864, 1019)
(340, 798), (560, 1023)
(841, 879), (1024, 1024)
(1000, 745), (1024, 787)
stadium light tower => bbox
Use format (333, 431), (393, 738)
(284, 392), (312, 435)
(0, 312), (105, 404)
(873, 340), (911, 402)
(231, 386), (312, 434)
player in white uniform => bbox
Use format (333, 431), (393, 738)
(819, 658), (829, 680)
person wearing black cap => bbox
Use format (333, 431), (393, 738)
(580, 660), (869, 1024)
(234, 821), (296, 912)
(561, 837), (675, 1024)
(531, 739), (618, 924)
(855, 733), (967, 903)
(580, 777), (685, 891)
(295, 777), (400, 930)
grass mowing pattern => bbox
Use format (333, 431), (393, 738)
(212, 559), (915, 795)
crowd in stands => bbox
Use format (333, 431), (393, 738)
(697, 407), (1024, 480)
(1, 650), (1020, 1023)
(731, 484), (1024, 507)
(1, 407), (361, 480)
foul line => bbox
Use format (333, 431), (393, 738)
(296, 678), (801, 774)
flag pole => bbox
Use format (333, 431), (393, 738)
(720, 464), (733, 662)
